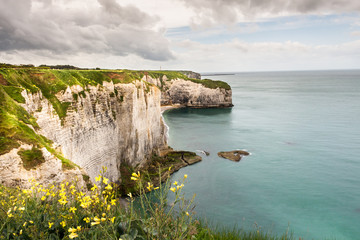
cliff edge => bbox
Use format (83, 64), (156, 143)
(0, 68), (231, 188)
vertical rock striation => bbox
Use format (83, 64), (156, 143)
(21, 81), (167, 182)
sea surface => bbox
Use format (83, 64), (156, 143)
(163, 70), (360, 240)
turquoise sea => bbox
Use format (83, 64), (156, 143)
(163, 70), (360, 240)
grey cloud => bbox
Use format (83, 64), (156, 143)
(179, 0), (360, 25)
(0, 0), (174, 61)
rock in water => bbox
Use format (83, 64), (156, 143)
(217, 150), (250, 162)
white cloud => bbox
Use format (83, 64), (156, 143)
(177, 0), (360, 27)
(351, 31), (360, 37)
(0, 0), (174, 61)
(167, 39), (360, 72)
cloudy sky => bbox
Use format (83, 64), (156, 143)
(1, 0), (360, 72)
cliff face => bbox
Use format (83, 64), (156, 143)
(143, 75), (233, 108)
(0, 68), (231, 188)
(21, 81), (167, 182)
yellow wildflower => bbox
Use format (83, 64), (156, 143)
(91, 216), (101, 226)
(110, 217), (115, 223)
(69, 232), (78, 239)
(101, 217), (106, 222)
(69, 207), (77, 213)
(68, 227), (77, 233)
(184, 174), (188, 179)
(23, 222), (27, 227)
(83, 217), (90, 223)
(95, 175), (102, 182)
(132, 171), (140, 178)
(60, 221), (66, 227)
(48, 222), (54, 229)
(105, 184), (112, 191)
(103, 177), (109, 185)
(111, 199), (117, 206)
(146, 182), (154, 191)
(170, 187), (176, 192)
(91, 184), (98, 192)
(173, 181), (178, 186)
(41, 196), (46, 201)
(186, 212), (190, 216)
(131, 171), (140, 181)
(20, 230), (22, 235)
(59, 198), (68, 205)
(91, 221), (100, 226)
(29, 220), (34, 224)
(77, 226), (81, 231)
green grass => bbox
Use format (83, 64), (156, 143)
(17, 147), (46, 170)
(187, 78), (231, 90)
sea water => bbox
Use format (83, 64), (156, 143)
(163, 70), (360, 240)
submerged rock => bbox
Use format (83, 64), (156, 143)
(217, 150), (250, 162)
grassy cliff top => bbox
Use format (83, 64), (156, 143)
(0, 67), (230, 160)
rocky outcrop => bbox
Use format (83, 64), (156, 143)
(143, 76), (233, 108)
(0, 144), (87, 189)
(218, 150), (250, 162)
(20, 81), (167, 182)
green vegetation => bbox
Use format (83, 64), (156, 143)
(187, 78), (231, 90)
(17, 147), (46, 170)
(147, 70), (188, 81)
(0, 168), (295, 240)
(146, 70), (231, 90)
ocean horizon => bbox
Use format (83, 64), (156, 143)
(164, 69), (360, 240)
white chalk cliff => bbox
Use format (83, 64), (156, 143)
(20, 81), (167, 183)
(0, 71), (232, 187)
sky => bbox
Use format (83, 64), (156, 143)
(1, 0), (360, 72)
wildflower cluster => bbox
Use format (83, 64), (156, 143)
(0, 167), (123, 239)
(0, 166), (201, 239)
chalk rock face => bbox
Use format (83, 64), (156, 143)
(143, 76), (233, 108)
(21, 81), (167, 182)
(0, 145), (86, 188)
(162, 79), (232, 107)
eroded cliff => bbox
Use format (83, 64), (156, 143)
(143, 73), (233, 107)
(21, 80), (166, 182)
(0, 68), (231, 187)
